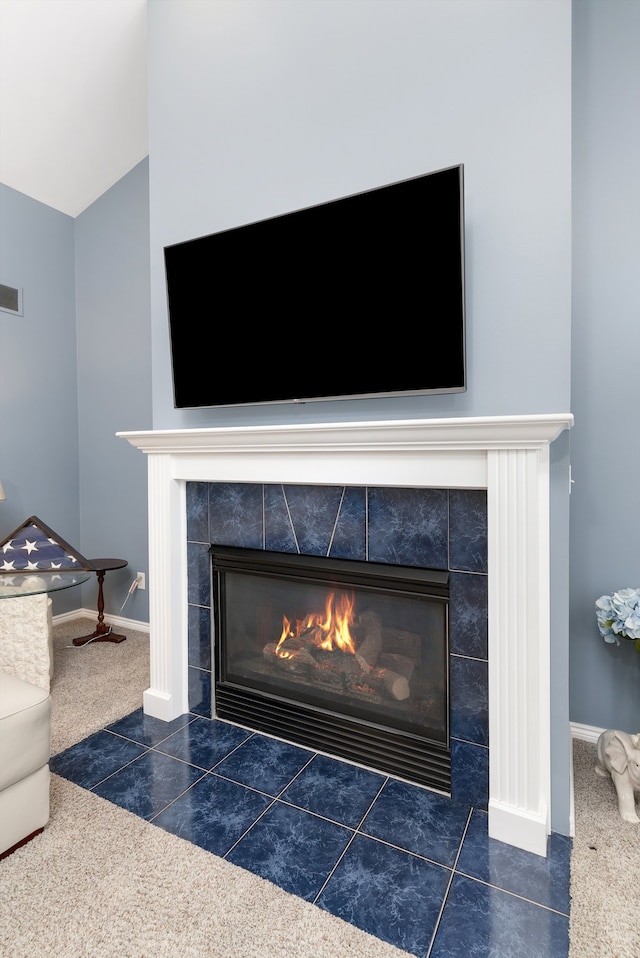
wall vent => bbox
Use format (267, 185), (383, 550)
(0, 284), (23, 316)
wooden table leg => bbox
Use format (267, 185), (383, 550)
(73, 569), (127, 646)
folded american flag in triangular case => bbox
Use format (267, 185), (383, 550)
(0, 516), (95, 573)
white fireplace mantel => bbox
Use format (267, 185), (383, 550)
(119, 413), (573, 856)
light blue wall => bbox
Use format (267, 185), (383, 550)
(74, 159), (152, 621)
(569, 0), (640, 731)
(147, 0), (573, 429)
(0, 185), (81, 616)
(0, 163), (152, 620)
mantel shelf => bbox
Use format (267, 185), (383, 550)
(118, 413), (573, 456)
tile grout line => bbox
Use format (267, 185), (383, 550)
(424, 806), (474, 958)
(85, 748), (152, 793)
(147, 728), (267, 823)
(311, 775), (389, 906)
(221, 749), (317, 861)
(451, 870), (572, 918)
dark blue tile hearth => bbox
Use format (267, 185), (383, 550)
(213, 733), (312, 795)
(106, 707), (193, 747)
(227, 801), (352, 901)
(430, 872), (569, 958)
(317, 832), (451, 957)
(456, 810), (571, 913)
(361, 777), (471, 867)
(50, 729), (146, 787)
(52, 711), (570, 958)
(156, 715), (252, 770)
(92, 748), (204, 820)
(153, 772), (272, 856)
(280, 753), (385, 827)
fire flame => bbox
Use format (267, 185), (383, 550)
(276, 591), (356, 657)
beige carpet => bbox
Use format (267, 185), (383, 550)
(1, 617), (408, 958)
(569, 738), (640, 957)
(50, 616), (151, 755)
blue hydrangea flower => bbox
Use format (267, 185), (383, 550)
(596, 588), (640, 648)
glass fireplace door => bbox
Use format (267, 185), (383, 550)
(212, 546), (451, 791)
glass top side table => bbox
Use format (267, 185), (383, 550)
(0, 571), (92, 599)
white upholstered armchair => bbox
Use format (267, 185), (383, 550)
(0, 593), (53, 858)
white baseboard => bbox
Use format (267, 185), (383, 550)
(52, 607), (150, 635)
(570, 721), (603, 744)
(488, 798), (549, 857)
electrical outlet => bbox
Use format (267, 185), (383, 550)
(136, 572), (146, 590)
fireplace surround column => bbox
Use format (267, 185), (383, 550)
(487, 445), (552, 855)
(119, 414), (573, 856)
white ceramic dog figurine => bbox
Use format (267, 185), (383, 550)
(595, 729), (640, 823)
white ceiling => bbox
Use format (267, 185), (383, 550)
(0, 0), (148, 218)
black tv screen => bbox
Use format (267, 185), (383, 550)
(164, 164), (465, 409)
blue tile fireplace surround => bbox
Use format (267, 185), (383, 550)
(186, 481), (489, 810)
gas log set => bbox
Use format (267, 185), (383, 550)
(263, 591), (420, 704)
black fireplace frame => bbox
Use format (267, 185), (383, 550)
(210, 545), (452, 792)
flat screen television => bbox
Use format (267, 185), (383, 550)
(164, 163), (465, 409)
